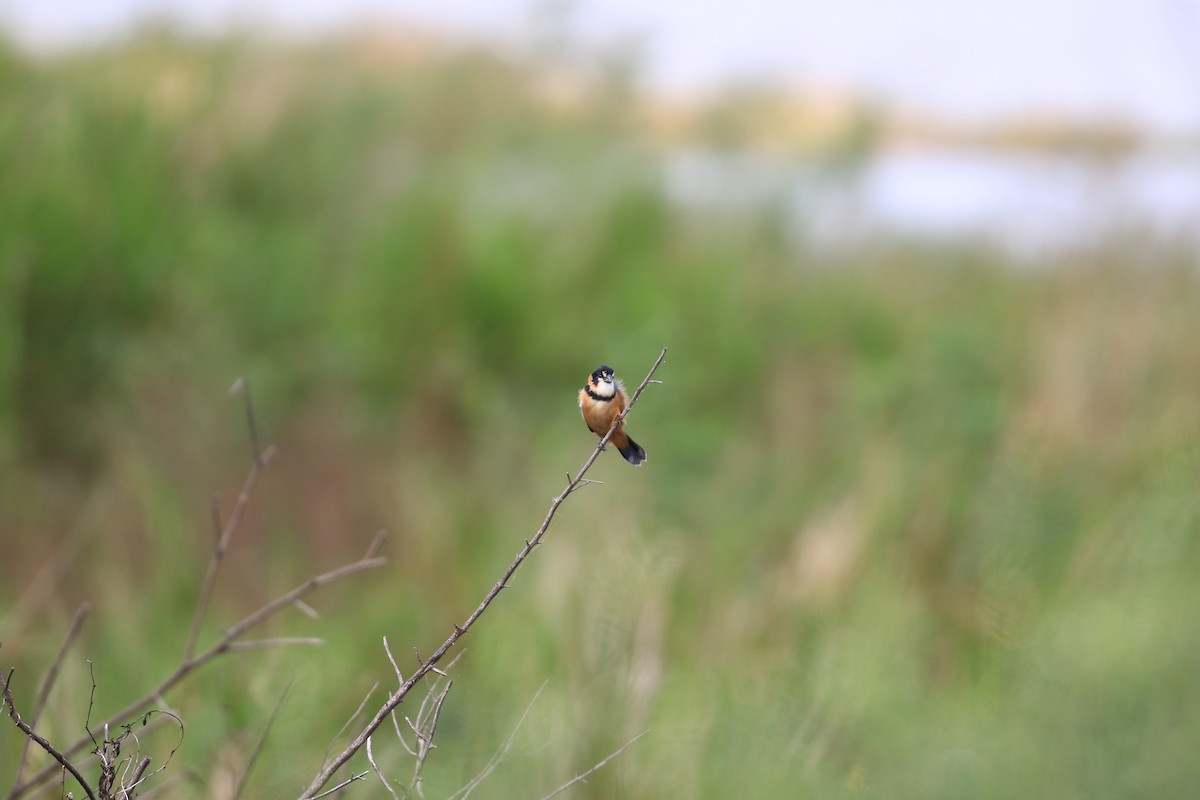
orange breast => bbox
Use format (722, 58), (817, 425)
(580, 391), (620, 435)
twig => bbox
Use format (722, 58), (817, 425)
(407, 677), (452, 798)
(233, 678), (295, 800)
(447, 682), (547, 800)
(229, 377), (265, 468)
(323, 683), (380, 768)
(84, 661), (100, 750)
(293, 600), (321, 620)
(185, 378), (275, 664)
(392, 648), (462, 761)
(0, 668), (97, 800)
(9, 602), (90, 794)
(11, 538), (387, 799)
(537, 731), (648, 800)
(121, 709), (186, 794)
(297, 347), (667, 800)
(309, 772), (368, 800)
(365, 736), (400, 800)
(121, 756), (152, 800)
(382, 637), (404, 685)
(389, 697), (415, 757)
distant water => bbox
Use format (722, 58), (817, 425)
(664, 147), (1200, 254)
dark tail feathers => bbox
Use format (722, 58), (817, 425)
(618, 436), (647, 466)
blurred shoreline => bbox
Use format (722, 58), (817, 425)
(7, 22), (1198, 256)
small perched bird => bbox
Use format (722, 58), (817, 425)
(579, 364), (647, 466)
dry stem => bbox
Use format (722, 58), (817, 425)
(8, 602), (91, 794)
(10, 388), (387, 800)
(298, 347), (667, 799)
(537, 731), (648, 800)
(0, 668), (97, 800)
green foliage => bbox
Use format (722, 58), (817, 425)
(2, 33), (1200, 799)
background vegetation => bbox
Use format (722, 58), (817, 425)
(2, 26), (1199, 799)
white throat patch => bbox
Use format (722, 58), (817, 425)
(592, 378), (617, 398)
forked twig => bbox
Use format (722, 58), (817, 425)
(299, 348), (667, 799)
(185, 379), (273, 664)
(8, 602), (90, 795)
(309, 772), (368, 799)
(11, 406), (388, 800)
(404, 661), (457, 798)
(0, 668), (97, 800)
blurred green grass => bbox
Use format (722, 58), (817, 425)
(2, 29), (1200, 799)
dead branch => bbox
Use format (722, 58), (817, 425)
(10, 390), (387, 800)
(309, 772), (368, 799)
(0, 668), (97, 800)
(322, 683), (380, 768)
(365, 735), (400, 800)
(184, 377), (272, 666)
(298, 347), (667, 799)
(120, 756), (152, 800)
(401, 655), (459, 799)
(8, 602), (90, 794)
(11, 538), (385, 799)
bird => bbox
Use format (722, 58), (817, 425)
(579, 364), (647, 466)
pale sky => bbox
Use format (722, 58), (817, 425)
(4, 0), (1200, 132)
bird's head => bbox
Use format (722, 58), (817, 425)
(589, 365), (617, 397)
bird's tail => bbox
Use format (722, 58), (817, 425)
(617, 433), (647, 466)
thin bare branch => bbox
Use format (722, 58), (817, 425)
(230, 377), (265, 468)
(537, 731), (648, 800)
(366, 736), (400, 800)
(410, 651), (462, 730)
(0, 668), (97, 800)
(184, 410), (275, 663)
(383, 637), (404, 685)
(390, 697), (416, 757)
(122, 756), (153, 799)
(298, 347), (667, 799)
(310, 772), (368, 799)
(107, 709), (185, 799)
(364, 531), (387, 560)
(9, 602), (90, 794)
(448, 682), (547, 800)
(408, 679), (451, 799)
(293, 600), (321, 620)
(12, 541), (386, 799)
(233, 678), (295, 800)
(323, 683), (380, 768)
